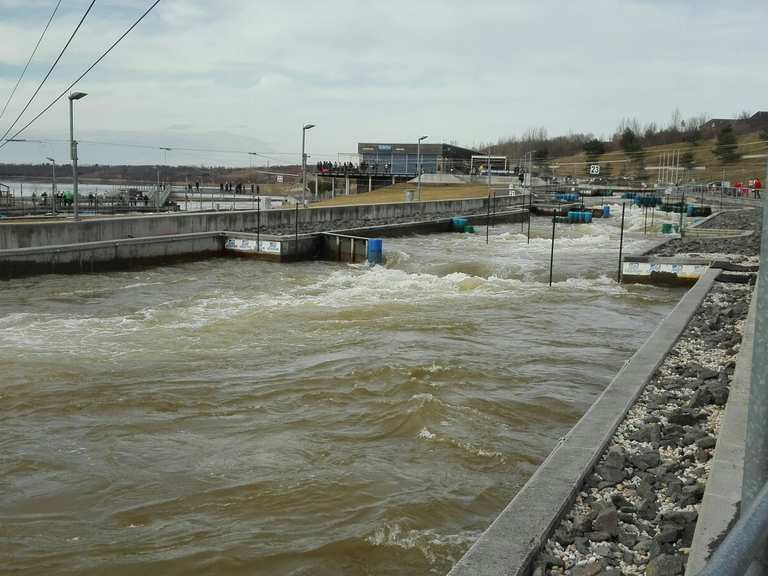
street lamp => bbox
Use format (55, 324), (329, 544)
(46, 157), (57, 215)
(158, 147), (172, 210)
(487, 146), (492, 188)
(68, 91), (87, 220)
(302, 123), (316, 206)
(417, 135), (428, 201)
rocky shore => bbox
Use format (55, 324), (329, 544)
(532, 281), (752, 576)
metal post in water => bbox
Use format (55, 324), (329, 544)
(257, 196), (261, 253)
(549, 211), (556, 287)
(679, 188), (685, 238)
(618, 202), (626, 282)
(295, 202), (299, 247)
(486, 192), (491, 245)
(520, 193), (525, 233)
(527, 190), (532, 244)
(644, 205), (648, 236)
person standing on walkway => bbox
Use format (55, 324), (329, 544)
(754, 177), (763, 199)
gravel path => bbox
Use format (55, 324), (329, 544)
(651, 208), (762, 258)
(532, 282), (752, 576)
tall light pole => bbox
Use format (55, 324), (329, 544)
(158, 147), (171, 211)
(302, 123), (315, 206)
(487, 146), (492, 188)
(68, 91), (87, 220)
(46, 157), (57, 215)
(417, 135), (428, 201)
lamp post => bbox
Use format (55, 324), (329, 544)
(417, 135), (428, 201)
(68, 91), (87, 220)
(46, 157), (57, 215)
(158, 147), (171, 211)
(302, 123), (315, 206)
(487, 146), (492, 188)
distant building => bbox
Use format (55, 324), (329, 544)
(705, 111), (768, 132)
(357, 142), (478, 175)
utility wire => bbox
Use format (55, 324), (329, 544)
(0, 0), (96, 144)
(0, 0), (63, 122)
(0, 0), (163, 153)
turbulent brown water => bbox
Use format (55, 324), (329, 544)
(0, 208), (683, 575)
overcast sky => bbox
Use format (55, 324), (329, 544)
(0, 0), (765, 166)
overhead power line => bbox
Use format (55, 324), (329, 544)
(0, 0), (63, 122)
(0, 0), (96, 144)
(0, 0), (163, 153)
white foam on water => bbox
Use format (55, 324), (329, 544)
(366, 523), (481, 565)
(0, 266), (635, 353)
(365, 523), (481, 565)
(417, 427), (436, 440)
(275, 265), (629, 310)
(596, 202), (681, 234)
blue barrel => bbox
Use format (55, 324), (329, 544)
(568, 211), (593, 223)
(452, 217), (468, 232)
(603, 205), (611, 218)
(687, 205), (695, 216)
(367, 238), (383, 265)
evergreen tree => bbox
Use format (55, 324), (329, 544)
(684, 127), (702, 146)
(713, 124), (740, 163)
(680, 149), (695, 170)
(620, 128), (645, 175)
(583, 139), (605, 162)
(620, 128), (642, 154)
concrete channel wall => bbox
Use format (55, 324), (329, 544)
(685, 288), (757, 574)
(0, 203), (527, 278)
(0, 232), (224, 277)
(448, 270), (721, 576)
(0, 195), (523, 250)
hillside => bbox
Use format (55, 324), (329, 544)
(550, 132), (767, 184)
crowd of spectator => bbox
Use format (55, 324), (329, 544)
(316, 161), (394, 175)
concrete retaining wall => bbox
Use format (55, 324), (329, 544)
(0, 196), (523, 250)
(685, 288), (758, 574)
(448, 269), (721, 576)
(0, 232), (224, 278)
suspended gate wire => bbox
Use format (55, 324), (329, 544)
(0, 0), (163, 153)
(0, 0), (64, 122)
(0, 0), (96, 144)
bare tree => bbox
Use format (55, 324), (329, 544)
(669, 108), (682, 132)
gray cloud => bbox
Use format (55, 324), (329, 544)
(0, 0), (765, 165)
